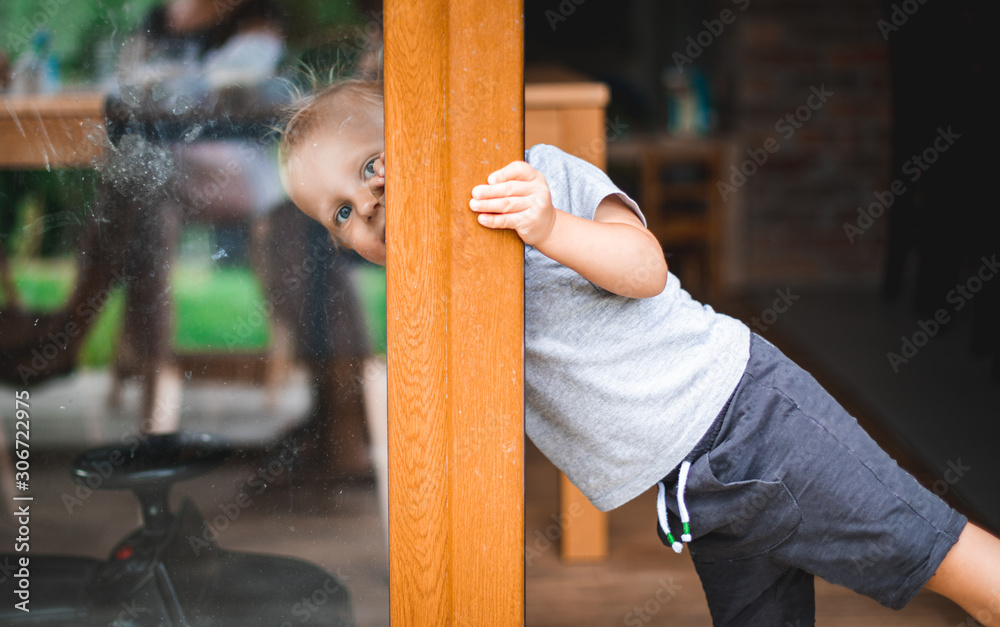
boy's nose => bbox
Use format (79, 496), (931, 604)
(355, 194), (379, 219)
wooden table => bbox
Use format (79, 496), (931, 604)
(1, 88), (289, 430)
(0, 91), (107, 169)
(0, 86), (282, 168)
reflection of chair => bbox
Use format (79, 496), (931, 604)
(615, 135), (727, 299)
(0, 432), (355, 626)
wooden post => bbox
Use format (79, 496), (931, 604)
(384, 1), (524, 625)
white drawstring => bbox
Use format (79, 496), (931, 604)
(656, 480), (682, 553)
(678, 460), (692, 542)
(657, 460), (693, 553)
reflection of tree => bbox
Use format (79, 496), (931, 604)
(1, 0), (158, 83)
(0, 0), (369, 83)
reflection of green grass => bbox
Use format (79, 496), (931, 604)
(171, 265), (270, 353)
(77, 289), (123, 368)
(354, 263), (387, 354)
(2, 259), (388, 367)
(4, 259), (76, 311)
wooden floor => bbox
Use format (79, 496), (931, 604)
(3, 336), (985, 626)
(524, 441), (973, 627)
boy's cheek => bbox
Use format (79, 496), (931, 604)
(354, 241), (386, 266)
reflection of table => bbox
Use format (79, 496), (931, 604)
(0, 90), (177, 433)
(1, 88), (286, 434)
(0, 91), (108, 511)
(0, 91), (107, 169)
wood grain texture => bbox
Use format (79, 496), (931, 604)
(385, 1), (524, 624)
(0, 92), (106, 169)
(524, 82), (609, 109)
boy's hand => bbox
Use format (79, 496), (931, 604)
(469, 161), (556, 248)
(369, 151), (386, 206)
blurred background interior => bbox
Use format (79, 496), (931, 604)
(0, 0), (996, 625)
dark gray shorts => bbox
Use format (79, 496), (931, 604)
(656, 333), (967, 626)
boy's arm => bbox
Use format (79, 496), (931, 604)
(470, 161), (668, 299)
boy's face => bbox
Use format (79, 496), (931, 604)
(286, 108), (386, 265)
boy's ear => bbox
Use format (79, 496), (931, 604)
(277, 148), (295, 199)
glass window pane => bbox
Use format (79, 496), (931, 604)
(0, 2), (389, 625)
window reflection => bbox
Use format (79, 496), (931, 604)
(0, 2), (388, 625)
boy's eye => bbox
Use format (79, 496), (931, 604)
(364, 158), (377, 179)
(336, 205), (352, 224)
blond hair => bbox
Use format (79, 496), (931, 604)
(277, 19), (385, 189)
(277, 76), (384, 190)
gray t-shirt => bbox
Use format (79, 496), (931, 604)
(524, 144), (750, 512)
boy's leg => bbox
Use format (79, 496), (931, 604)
(924, 522), (1000, 626)
(660, 334), (971, 620)
(691, 556), (816, 626)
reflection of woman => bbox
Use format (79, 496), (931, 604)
(106, 0), (375, 479)
(116, 0), (287, 261)
(119, 0), (285, 91)
(101, 0), (291, 434)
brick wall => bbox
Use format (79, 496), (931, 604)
(719, 0), (891, 290)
